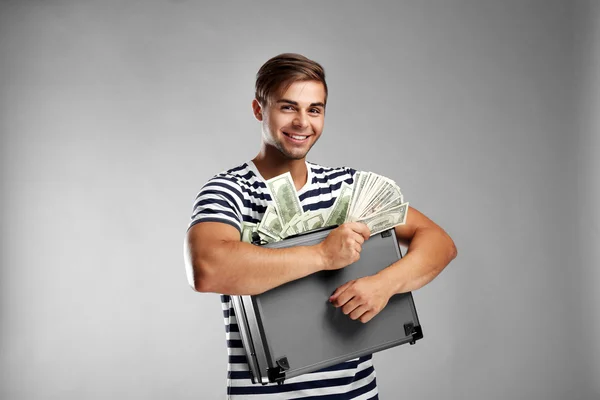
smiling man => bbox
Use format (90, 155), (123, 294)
(184, 53), (457, 399)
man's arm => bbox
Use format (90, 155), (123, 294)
(184, 221), (370, 296)
(328, 205), (457, 323)
(378, 205), (457, 293)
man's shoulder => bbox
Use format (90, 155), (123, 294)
(205, 162), (253, 185)
(201, 161), (267, 198)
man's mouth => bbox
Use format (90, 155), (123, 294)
(283, 132), (310, 141)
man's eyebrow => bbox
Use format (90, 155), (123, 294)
(276, 99), (326, 108)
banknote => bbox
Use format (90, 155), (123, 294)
(257, 205), (283, 240)
(241, 222), (257, 243)
(303, 211), (325, 231)
(358, 202), (409, 236)
(324, 182), (353, 227)
(266, 172), (303, 227)
(280, 213), (301, 238)
(255, 169), (408, 243)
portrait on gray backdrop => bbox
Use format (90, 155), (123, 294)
(0, 1), (598, 400)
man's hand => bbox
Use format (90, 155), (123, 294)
(317, 222), (371, 271)
(329, 275), (394, 323)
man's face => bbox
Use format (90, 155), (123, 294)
(258, 80), (326, 160)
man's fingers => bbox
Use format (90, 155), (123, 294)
(347, 222), (371, 241)
(353, 232), (365, 245)
(359, 310), (377, 324)
(330, 281), (356, 305)
(349, 304), (370, 321)
(330, 280), (353, 301)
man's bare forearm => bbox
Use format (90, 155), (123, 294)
(194, 241), (326, 296)
(377, 227), (457, 294)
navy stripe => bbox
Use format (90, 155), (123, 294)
(223, 308), (236, 318)
(238, 180), (268, 191)
(187, 218), (240, 233)
(204, 179), (242, 193)
(192, 207), (239, 223)
(303, 199), (336, 212)
(227, 365), (375, 395)
(220, 294), (231, 302)
(225, 323), (239, 333)
(227, 339), (243, 347)
(196, 186), (242, 216)
(228, 370), (253, 380)
(239, 199), (268, 213)
(300, 185), (340, 200)
(313, 170), (347, 183)
(226, 164), (249, 174)
(240, 187), (272, 202)
(242, 215), (261, 224)
(288, 369), (376, 399)
(228, 355), (248, 364)
(193, 198), (234, 213)
(309, 165), (336, 174)
(235, 170), (267, 186)
(204, 180), (244, 197)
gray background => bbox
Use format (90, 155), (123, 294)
(0, 1), (598, 399)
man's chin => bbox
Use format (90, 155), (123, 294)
(277, 146), (309, 160)
(282, 152), (307, 161)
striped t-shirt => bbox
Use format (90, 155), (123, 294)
(188, 160), (379, 400)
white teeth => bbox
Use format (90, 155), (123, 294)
(288, 133), (308, 140)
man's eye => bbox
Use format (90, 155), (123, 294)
(310, 108), (321, 114)
(282, 105), (295, 110)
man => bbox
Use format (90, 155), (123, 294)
(184, 53), (457, 399)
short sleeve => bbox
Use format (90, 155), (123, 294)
(187, 175), (244, 233)
(344, 166), (358, 183)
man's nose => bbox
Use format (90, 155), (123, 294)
(292, 112), (309, 128)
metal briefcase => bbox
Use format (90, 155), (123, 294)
(231, 226), (423, 385)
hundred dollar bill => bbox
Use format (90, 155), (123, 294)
(358, 185), (403, 220)
(266, 172), (303, 227)
(257, 204), (283, 240)
(357, 179), (395, 217)
(240, 222), (257, 243)
(292, 217), (306, 236)
(353, 172), (375, 217)
(259, 232), (279, 244)
(358, 202), (409, 236)
(324, 181), (354, 227)
(280, 213), (301, 238)
(303, 211), (325, 231)
(348, 171), (369, 221)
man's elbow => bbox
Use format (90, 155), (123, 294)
(184, 255), (217, 293)
(447, 235), (458, 260)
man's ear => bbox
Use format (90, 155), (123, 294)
(251, 99), (264, 121)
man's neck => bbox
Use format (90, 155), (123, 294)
(252, 152), (308, 191)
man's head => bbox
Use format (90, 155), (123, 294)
(252, 53), (327, 160)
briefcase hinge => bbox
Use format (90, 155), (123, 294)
(404, 322), (423, 345)
(267, 356), (290, 385)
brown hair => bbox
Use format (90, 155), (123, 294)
(255, 53), (328, 108)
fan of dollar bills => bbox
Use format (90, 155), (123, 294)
(241, 171), (409, 244)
